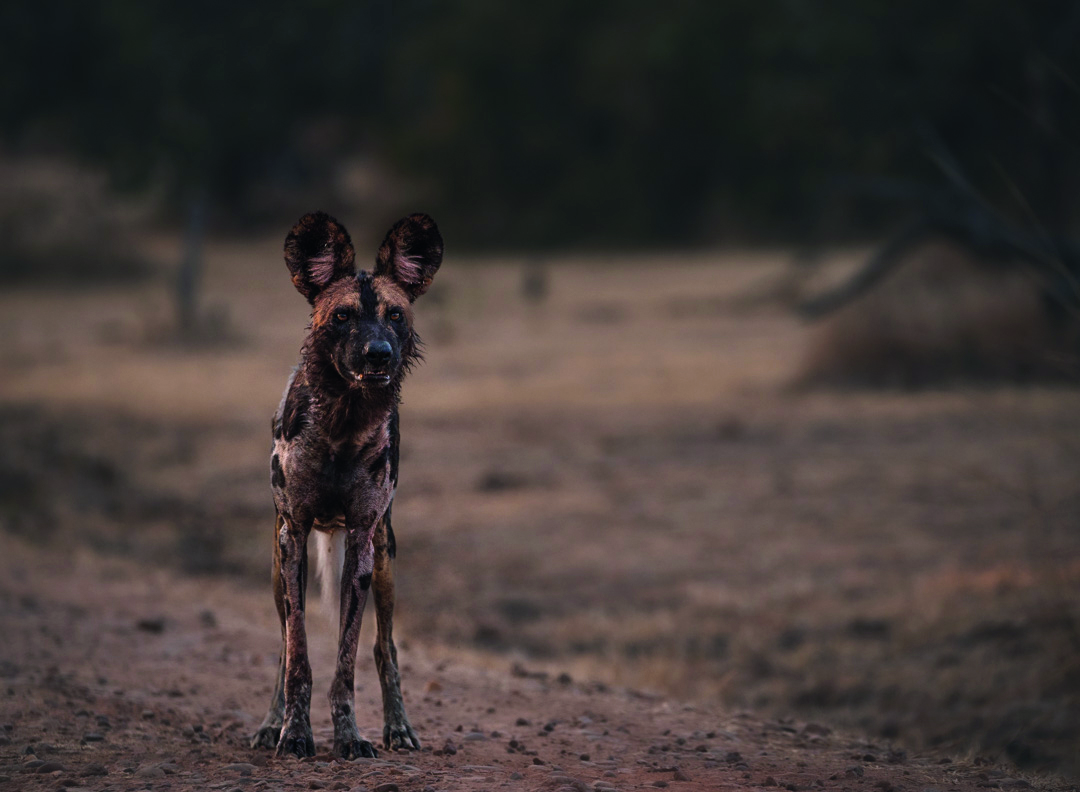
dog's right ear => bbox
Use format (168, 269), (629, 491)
(284, 211), (356, 303)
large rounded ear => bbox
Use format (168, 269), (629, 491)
(284, 211), (356, 303)
(373, 213), (443, 302)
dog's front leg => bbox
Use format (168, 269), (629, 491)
(275, 515), (315, 758)
(329, 523), (378, 759)
(373, 508), (420, 750)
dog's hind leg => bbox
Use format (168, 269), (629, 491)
(373, 507), (420, 750)
(328, 525), (379, 759)
(251, 512), (288, 749)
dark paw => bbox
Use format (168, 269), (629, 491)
(335, 736), (378, 760)
(275, 723), (315, 759)
(250, 722), (282, 750)
(383, 719), (421, 751)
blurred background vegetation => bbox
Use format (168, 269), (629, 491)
(2, 0), (1079, 248)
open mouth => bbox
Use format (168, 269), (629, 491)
(354, 372), (391, 385)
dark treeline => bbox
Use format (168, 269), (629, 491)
(2, 1), (1079, 248)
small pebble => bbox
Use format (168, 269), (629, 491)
(223, 763), (256, 776)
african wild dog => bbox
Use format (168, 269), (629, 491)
(250, 211), (442, 759)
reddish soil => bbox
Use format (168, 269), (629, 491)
(3, 539), (1066, 792)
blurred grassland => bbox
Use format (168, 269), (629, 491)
(1, 233), (1077, 775)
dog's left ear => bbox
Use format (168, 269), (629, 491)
(374, 213), (443, 302)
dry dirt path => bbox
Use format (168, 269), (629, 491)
(2, 541), (1069, 792)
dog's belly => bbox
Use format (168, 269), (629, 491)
(313, 514), (346, 534)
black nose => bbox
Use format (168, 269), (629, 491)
(364, 340), (392, 368)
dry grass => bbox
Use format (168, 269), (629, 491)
(799, 242), (1080, 386)
(1, 238), (1078, 776)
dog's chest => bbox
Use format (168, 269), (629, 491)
(274, 419), (394, 531)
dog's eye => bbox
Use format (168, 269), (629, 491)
(334, 311), (349, 324)
(388, 309), (403, 323)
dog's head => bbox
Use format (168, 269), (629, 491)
(285, 211), (443, 391)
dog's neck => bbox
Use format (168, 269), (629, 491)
(301, 351), (399, 442)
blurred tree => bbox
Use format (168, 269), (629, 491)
(1, 0), (1078, 249)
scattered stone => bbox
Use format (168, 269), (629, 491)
(764, 777), (778, 787)
(463, 731), (487, 741)
(515, 717), (530, 726)
(802, 723), (832, 737)
(81, 733), (105, 743)
(556, 672), (573, 685)
(424, 680), (442, 693)
(579, 753), (590, 761)
(544, 721), (557, 732)
(374, 783), (399, 792)
(141, 710), (155, 719)
(846, 766), (865, 778)
(80, 764), (107, 777)
(136, 617), (166, 633)
(510, 772), (523, 780)
(35, 761), (66, 773)
(199, 609), (218, 628)
(224, 763), (257, 776)
(653, 782), (669, 789)
(724, 751), (742, 763)
(674, 768), (692, 781)
(533, 757), (545, 765)
(23, 760), (45, 770)
(135, 764), (166, 778)
(0, 736), (9, 746)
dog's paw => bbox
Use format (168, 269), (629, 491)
(383, 717), (421, 751)
(334, 734), (378, 760)
(250, 722), (282, 750)
(275, 722), (315, 759)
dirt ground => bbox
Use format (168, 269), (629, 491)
(1, 234), (1078, 789)
(2, 536), (1066, 792)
